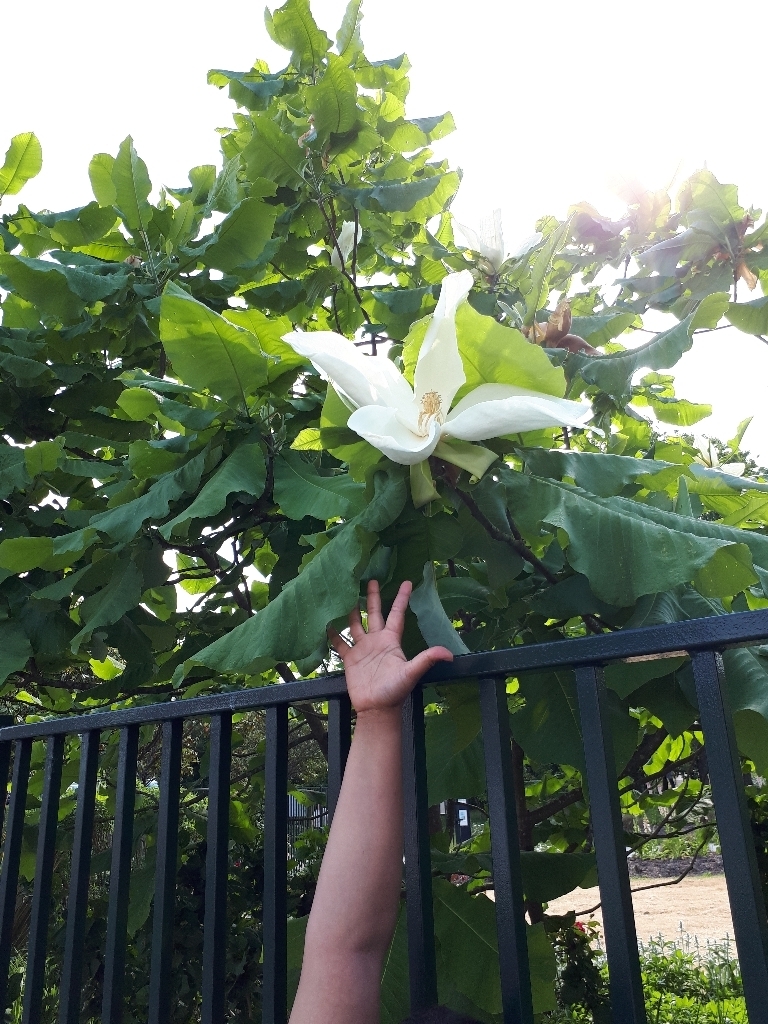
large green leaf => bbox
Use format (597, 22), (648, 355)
(0, 133), (42, 200)
(570, 312), (638, 347)
(433, 879), (557, 1016)
(89, 449), (209, 544)
(524, 219), (571, 326)
(520, 851), (595, 902)
(726, 295), (768, 336)
(0, 621), (33, 685)
(512, 669), (584, 772)
(208, 69), (288, 112)
(195, 198), (277, 272)
(335, 0), (364, 62)
(88, 153), (117, 206)
(159, 283), (268, 408)
(410, 561), (469, 655)
(30, 203), (118, 247)
(70, 559), (143, 653)
(425, 708), (485, 806)
(265, 0), (331, 69)
(333, 175), (449, 214)
(111, 136), (152, 234)
(505, 470), (768, 605)
(630, 587), (768, 773)
(433, 878), (503, 1016)
(0, 445), (30, 498)
(567, 292), (729, 398)
(178, 468), (406, 675)
(307, 56), (358, 141)
(223, 307), (305, 381)
(161, 443), (266, 537)
(0, 255), (126, 324)
(379, 908), (410, 1024)
(273, 450), (366, 521)
(0, 529), (96, 573)
(403, 302), (567, 402)
(243, 113), (305, 187)
(521, 448), (685, 498)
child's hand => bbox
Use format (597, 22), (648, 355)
(329, 580), (454, 714)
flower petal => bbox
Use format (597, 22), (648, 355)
(479, 208), (504, 269)
(414, 270), (472, 415)
(330, 221), (362, 270)
(448, 382), (569, 416)
(348, 405), (441, 465)
(283, 330), (414, 411)
(444, 388), (592, 442)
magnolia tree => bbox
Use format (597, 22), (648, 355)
(2, 0), (768, 1018)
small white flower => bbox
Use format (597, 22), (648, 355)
(454, 210), (542, 274)
(454, 209), (505, 274)
(694, 441), (745, 477)
(330, 221), (362, 271)
(282, 271), (592, 466)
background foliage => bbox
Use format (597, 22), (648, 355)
(2, 0), (768, 1019)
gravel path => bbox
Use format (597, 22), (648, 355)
(547, 874), (734, 945)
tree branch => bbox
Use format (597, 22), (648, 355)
(444, 479), (606, 634)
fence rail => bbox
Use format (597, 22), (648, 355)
(1, 609), (768, 1023)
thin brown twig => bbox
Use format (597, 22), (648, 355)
(575, 835), (710, 917)
(446, 480), (607, 635)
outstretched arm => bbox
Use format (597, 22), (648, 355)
(288, 580), (453, 1024)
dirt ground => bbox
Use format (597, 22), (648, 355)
(546, 875), (734, 945)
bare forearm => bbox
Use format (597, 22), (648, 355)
(290, 708), (404, 1024)
(307, 707), (403, 953)
(289, 580), (451, 1024)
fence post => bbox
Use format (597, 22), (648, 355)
(575, 666), (647, 1024)
(0, 738), (31, 1015)
(148, 719), (184, 1024)
(102, 725), (140, 1024)
(22, 734), (65, 1024)
(263, 705), (289, 1024)
(59, 730), (100, 1024)
(479, 677), (533, 1024)
(402, 689), (437, 1012)
(692, 651), (768, 1023)
(201, 712), (233, 1024)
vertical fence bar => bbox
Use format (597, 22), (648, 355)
(201, 713), (232, 1024)
(575, 666), (647, 1024)
(401, 688), (437, 1013)
(480, 678), (533, 1024)
(21, 733), (65, 1024)
(102, 725), (139, 1024)
(0, 719), (14, 841)
(0, 738), (32, 1013)
(691, 650), (768, 1021)
(263, 705), (289, 1024)
(327, 695), (351, 823)
(148, 719), (183, 1024)
(58, 730), (100, 1024)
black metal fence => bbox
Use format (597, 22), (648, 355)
(1, 609), (768, 1024)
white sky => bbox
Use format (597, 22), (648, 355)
(4, 0), (768, 460)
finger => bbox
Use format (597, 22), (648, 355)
(348, 605), (365, 643)
(403, 646), (454, 688)
(366, 579), (385, 632)
(327, 627), (352, 660)
(384, 579), (412, 638)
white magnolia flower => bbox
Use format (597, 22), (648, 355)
(694, 441), (745, 477)
(282, 270), (592, 467)
(454, 209), (505, 274)
(454, 210), (543, 275)
(330, 220), (362, 271)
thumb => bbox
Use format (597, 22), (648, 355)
(404, 646), (454, 687)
